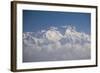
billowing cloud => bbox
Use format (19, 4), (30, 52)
(23, 25), (91, 62)
(45, 28), (63, 42)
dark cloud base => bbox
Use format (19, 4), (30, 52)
(23, 47), (91, 62)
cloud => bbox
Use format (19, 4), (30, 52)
(50, 26), (58, 30)
(61, 25), (67, 28)
(23, 25), (91, 62)
(41, 30), (46, 33)
(45, 27), (63, 42)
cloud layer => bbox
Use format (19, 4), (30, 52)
(23, 25), (91, 62)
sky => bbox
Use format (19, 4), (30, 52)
(23, 10), (91, 34)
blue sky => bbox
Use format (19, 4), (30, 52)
(23, 10), (91, 34)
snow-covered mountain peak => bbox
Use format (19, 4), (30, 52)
(23, 25), (91, 62)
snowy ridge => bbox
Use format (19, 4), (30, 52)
(23, 25), (91, 62)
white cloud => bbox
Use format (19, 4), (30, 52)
(45, 27), (63, 42)
(61, 25), (68, 28)
(23, 25), (91, 62)
(41, 30), (46, 33)
(50, 26), (58, 30)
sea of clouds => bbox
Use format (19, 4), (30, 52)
(23, 25), (91, 62)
